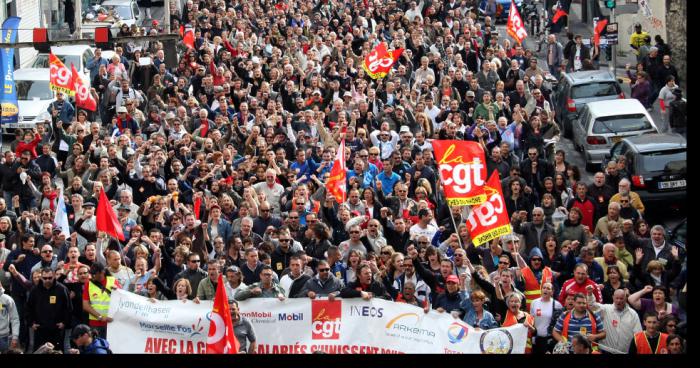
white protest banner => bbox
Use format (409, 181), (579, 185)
(107, 289), (213, 354)
(238, 297), (528, 354)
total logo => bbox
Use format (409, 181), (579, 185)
(311, 300), (342, 340)
(446, 321), (470, 344)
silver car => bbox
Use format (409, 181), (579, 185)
(573, 99), (659, 172)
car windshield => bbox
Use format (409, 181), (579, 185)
(104, 5), (133, 20)
(571, 82), (619, 99)
(592, 114), (653, 134)
(16, 80), (52, 100)
(641, 149), (686, 172)
(32, 54), (82, 70)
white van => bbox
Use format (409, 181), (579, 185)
(2, 68), (55, 133)
(29, 45), (95, 82)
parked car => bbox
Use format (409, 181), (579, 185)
(29, 45), (94, 82)
(553, 70), (624, 138)
(667, 218), (686, 250)
(574, 99), (658, 172)
(1, 68), (54, 134)
(605, 133), (686, 209)
(81, 0), (144, 38)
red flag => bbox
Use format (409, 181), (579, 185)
(183, 28), (195, 49)
(71, 64), (97, 111)
(506, 0), (528, 45)
(593, 17), (609, 46)
(552, 8), (568, 24)
(206, 274), (240, 354)
(466, 171), (512, 246)
(431, 140), (488, 206)
(326, 139), (347, 204)
(49, 53), (75, 96)
(193, 196), (202, 220)
(96, 188), (125, 241)
(659, 99), (666, 113)
(362, 42), (404, 80)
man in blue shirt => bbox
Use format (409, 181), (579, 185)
(375, 158), (401, 196)
(290, 149), (317, 184)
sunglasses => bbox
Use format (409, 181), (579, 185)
(42, 250), (53, 254)
(318, 268), (330, 272)
(42, 277), (54, 281)
(189, 259), (201, 263)
(279, 239), (291, 242)
(349, 231), (361, 234)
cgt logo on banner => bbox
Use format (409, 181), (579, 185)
(311, 300), (342, 340)
(432, 140), (487, 206)
(466, 171), (512, 246)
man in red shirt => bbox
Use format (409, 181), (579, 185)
(558, 263), (602, 305)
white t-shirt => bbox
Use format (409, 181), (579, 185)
(530, 297), (563, 337)
(409, 223), (438, 243)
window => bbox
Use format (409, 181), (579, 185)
(640, 149), (686, 172)
(571, 82), (620, 99)
(16, 80), (53, 100)
(592, 114), (653, 134)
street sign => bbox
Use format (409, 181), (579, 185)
(606, 22), (619, 45)
(605, 0), (616, 9)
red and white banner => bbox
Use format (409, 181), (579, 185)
(327, 139), (347, 204)
(506, 0), (528, 45)
(49, 53), (75, 96)
(71, 64), (97, 111)
(431, 140), (487, 206)
(466, 171), (512, 246)
(362, 42), (404, 80)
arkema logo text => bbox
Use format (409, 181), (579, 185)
(278, 313), (304, 321)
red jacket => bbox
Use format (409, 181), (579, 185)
(569, 196), (596, 230)
(15, 133), (42, 159)
(558, 278), (602, 305)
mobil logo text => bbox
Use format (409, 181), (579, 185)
(311, 300), (342, 340)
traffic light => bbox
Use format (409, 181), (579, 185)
(32, 28), (50, 53)
(605, 0), (616, 9)
(95, 27), (115, 50)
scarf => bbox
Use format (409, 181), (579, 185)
(199, 119), (209, 137)
(44, 190), (59, 211)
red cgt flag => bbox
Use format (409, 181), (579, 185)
(432, 140), (488, 206)
(49, 53), (75, 96)
(96, 188), (125, 241)
(362, 42), (404, 80)
(207, 274), (240, 354)
(506, 0), (528, 45)
(466, 171), (513, 246)
(326, 138), (347, 204)
(71, 64), (97, 111)
(183, 28), (195, 49)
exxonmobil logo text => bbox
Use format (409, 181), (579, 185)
(311, 300), (342, 340)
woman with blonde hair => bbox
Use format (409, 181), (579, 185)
(415, 112), (433, 137)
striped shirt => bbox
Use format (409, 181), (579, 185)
(554, 309), (605, 338)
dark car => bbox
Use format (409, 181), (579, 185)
(553, 70), (624, 138)
(667, 218), (686, 251)
(605, 133), (686, 209)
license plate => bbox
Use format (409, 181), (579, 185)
(610, 136), (622, 144)
(658, 180), (686, 189)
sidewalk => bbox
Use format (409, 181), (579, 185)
(557, 3), (637, 79)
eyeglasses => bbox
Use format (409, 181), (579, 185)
(418, 241), (429, 245)
(620, 200), (629, 203)
(359, 155), (368, 158)
(260, 209), (270, 212)
(189, 259), (201, 263)
(318, 268), (330, 272)
(370, 153), (378, 156)
(500, 261), (510, 266)
(42, 250), (53, 254)
(42, 277), (54, 281)
(531, 258), (542, 262)
(454, 254), (463, 257)
(288, 216), (299, 219)
(279, 239), (291, 242)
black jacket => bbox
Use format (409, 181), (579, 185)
(26, 281), (72, 328)
(340, 279), (391, 300)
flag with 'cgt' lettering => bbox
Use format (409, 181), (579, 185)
(466, 171), (513, 246)
(431, 140), (487, 206)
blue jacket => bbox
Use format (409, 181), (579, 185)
(47, 100), (75, 125)
(208, 218), (233, 244)
(86, 57), (109, 80)
(80, 337), (112, 354)
(433, 290), (465, 314)
(460, 291), (499, 329)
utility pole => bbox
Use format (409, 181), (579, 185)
(164, 0), (170, 33)
(75, 0), (82, 38)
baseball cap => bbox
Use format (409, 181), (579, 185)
(116, 106), (127, 113)
(226, 265), (241, 273)
(312, 90), (322, 95)
(399, 126), (411, 133)
(446, 275), (460, 284)
(466, 90), (476, 97)
(343, 91), (352, 97)
(82, 201), (96, 208)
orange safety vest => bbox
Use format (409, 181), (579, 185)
(560, 310), (600, 351)
(521, 266), (553, 309)
(634, 332), (669, 354)
(503, 309), (535, 354)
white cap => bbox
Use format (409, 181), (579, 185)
(399, 126), (410, 133)
(116, 106), (128, 113)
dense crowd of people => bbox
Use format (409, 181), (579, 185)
(0, 0), (686, 355)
